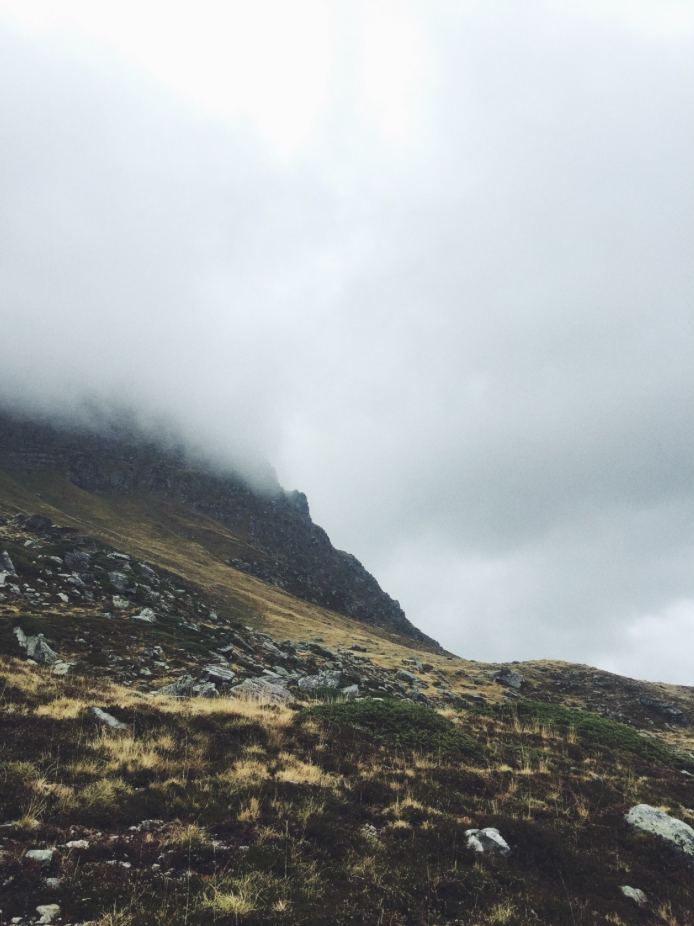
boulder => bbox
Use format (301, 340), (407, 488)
(192, 682), (219, 698)
(90, 707), (129, 730)
(341, 684), (359, 699)
(298, 670), (344, 691)
(25, 848), (55, 866)
(112, 596), (130, 609)
(108, 571), (137, 594)
(37, 903), (61, 924)
(230, 678), (293, 704)
(65, 839), (90, 850)
(63, 550), (90, 571)
(396, 668), (418, 685)
(1, 550), (17, 574)
(52, 661), (75, 676)
(495, 668), (524, 689)
(620, 885), (647, 905)
(156, 675), (195, 698)
(200, 665), (236, 688)
(625, 804), (694, 859)
(466, 827), (511, 857)
(26, 634), (59, 665)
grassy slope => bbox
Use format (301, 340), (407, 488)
(2, 659), (694, 926)
(2, 471), (694, 923)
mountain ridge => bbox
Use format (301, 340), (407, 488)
(0, 408), (437, 646)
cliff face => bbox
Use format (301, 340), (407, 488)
(0, 410), (437, 645)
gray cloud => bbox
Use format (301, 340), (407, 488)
(2, 5), (694, 682)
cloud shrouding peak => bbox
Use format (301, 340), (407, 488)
(1, 2), (694, 682)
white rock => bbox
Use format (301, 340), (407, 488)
(52, 661), (75, 676)
(57, 593), (69, 603)
(132, 608), (157, 623)
(13, 626), (27, 649)
(65, 839), (89, 849)
(465, 827), (511, 857)
(36, 903), (60, 923)
(620, 885), (647, 905)
(625, 804), (694, 859)
(341, 685), (359, 699)
(25, 848), (55, 865)
(112, 596), (130, 609)
(90, 707), (129, 730)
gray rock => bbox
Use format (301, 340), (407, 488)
(109, 571), (136, 594)
(90, 707), (129, 730)
(495, 669), (524, 689)
(65, 839), (90, 849)
(396, 669), (418, 685)
(44, 877), (62, 890)
(625, 804), (694, 859)
(230, 678), (293, 704)
(132, 608), (157, 623)
(26, 634), (59, 665)
(192, 682), (219, 698)
(620, 885), (647, 905)
(25, 848), (55, 865)
(200, 665), (236, 688)
(112, 595), (130, 609)
(305, 642), (337, 659)
(156, 674), (195, 698)
(1, 550), (16, 575)
(63, 550), (90, 571)
(52, 661), (75, 676)
(341, 684), (359, 699)
(465, 828), (511, 857)
(298, 670), (344, 691)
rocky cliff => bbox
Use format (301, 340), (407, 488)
(0, 409), (437, 645)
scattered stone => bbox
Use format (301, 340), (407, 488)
(57, 593), (69, 603)
(90, 707), (129, 730)
(341, 684), (359, 699)
(36, 904), (60, 923)
(25, 848), (55, 866)
(65, 839), (89, 849)
(620, 885), (648, 905)
(157, 674), (195, 698)
(200, 665), (236, 688)
(109, 571), (136, 594)
(466, 828), (511, 857)
(44, 877), (61, 890)
(625, 804), (694, 859)
(52, 661), (75, 676)
(132, 608), (157, 623)
(230, 678), (293, 704)
(112, 596), (130, 609)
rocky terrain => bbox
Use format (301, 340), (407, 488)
(0, 411), (434, 644)
(2, 419), (694, 924)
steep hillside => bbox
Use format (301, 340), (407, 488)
(0, 410), (435, 645)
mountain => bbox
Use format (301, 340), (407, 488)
(1, 408), (694, 925)
(0, 409), (436, 646)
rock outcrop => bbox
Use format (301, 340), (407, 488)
(625, 804), (694, 860)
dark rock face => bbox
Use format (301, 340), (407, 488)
(0, 410), (437, 645)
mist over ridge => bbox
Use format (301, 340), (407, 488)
(2, 3), (694, 682)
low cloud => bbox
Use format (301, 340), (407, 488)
(2, 4), (694, 682)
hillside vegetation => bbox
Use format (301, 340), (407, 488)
(2, 463), (694, 924)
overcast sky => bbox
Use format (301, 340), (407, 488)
(2, 1), (694, 683)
